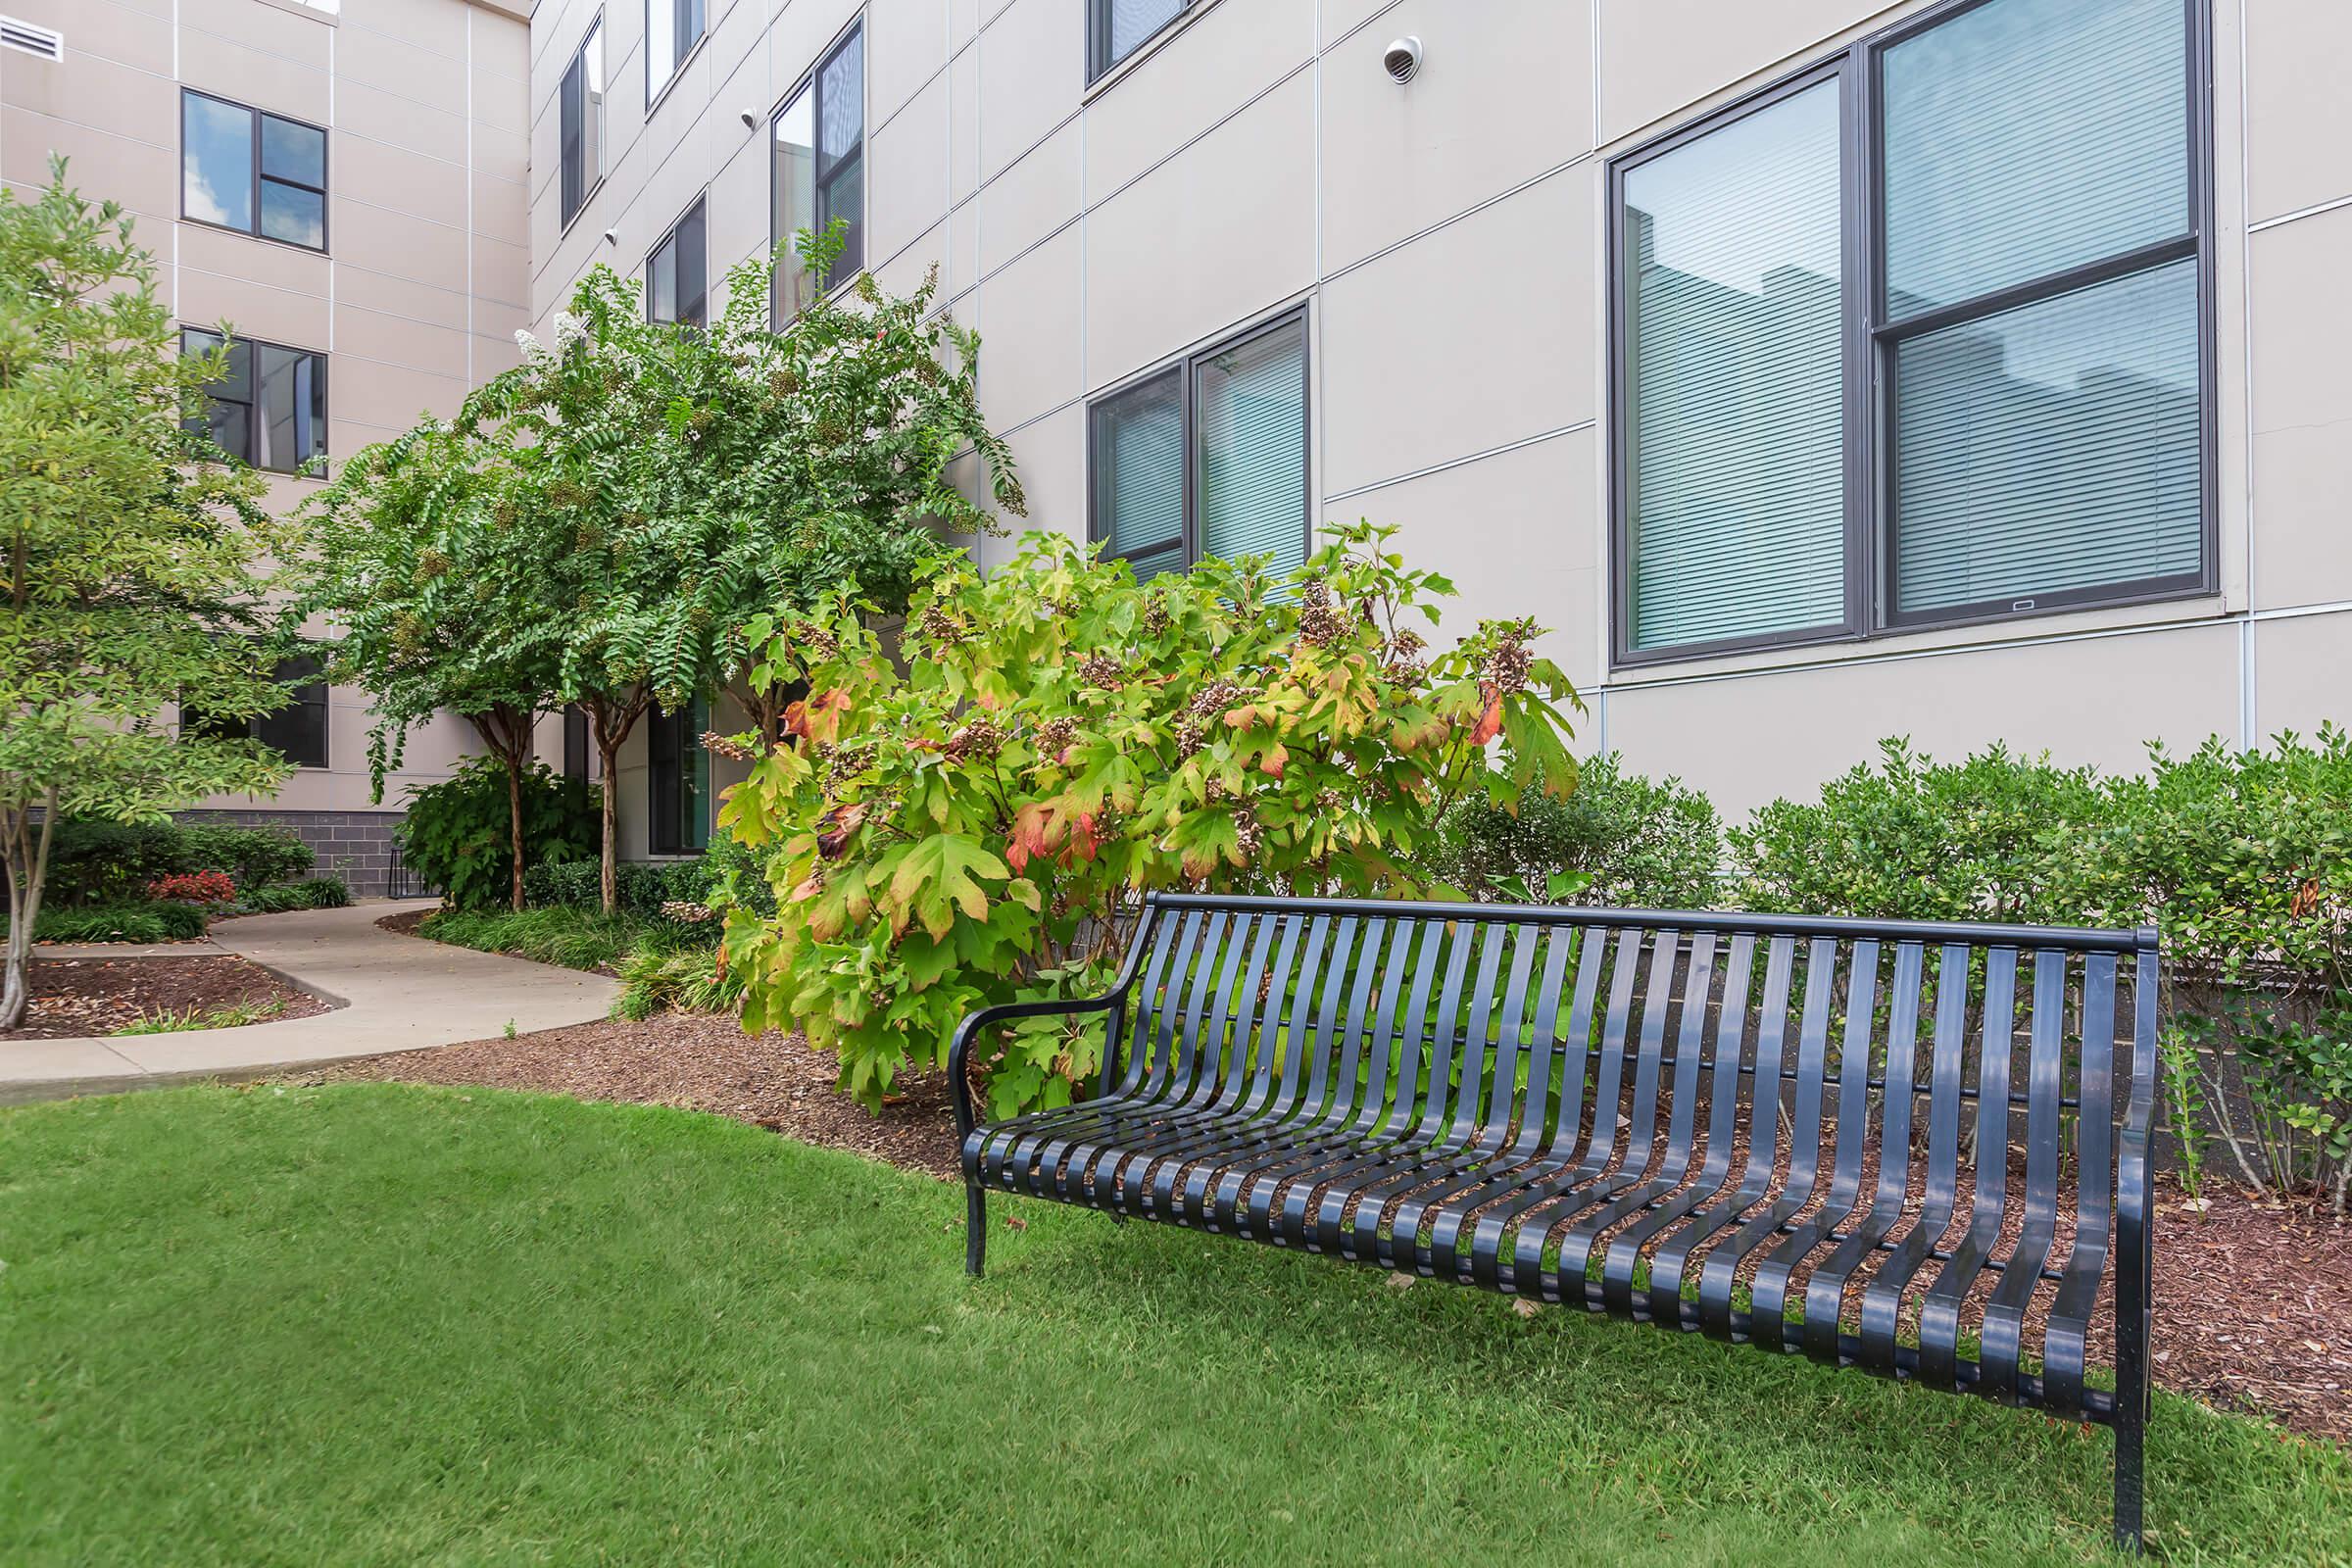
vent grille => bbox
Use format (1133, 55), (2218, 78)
(0, 15), (62, 60)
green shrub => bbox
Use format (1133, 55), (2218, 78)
(230, 878), (350, 914)
(524, 841), (777, 921)
(1439, 753), (1722, 908)
(419, 906), (643, 971)
(613, 944), (746, 1020)
(42, 818), (312, 906)
(396, 757), (599, 911)
(19, 901), (211, 944)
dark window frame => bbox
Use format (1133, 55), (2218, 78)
(183, 651), (330, 770)
(768, 15), (865, 327)
(646, 194), (709, 327)
(1087, 0), (1194, 85)
(178, 88), (329, 254)
(179, 325), (330, 476)
(644, 0), (707, 112)
(1605, 0), (2216, 670)
(646, 696), (709, 857)
(559, 14), (607, 232)
(1085, 306), (1313, 574)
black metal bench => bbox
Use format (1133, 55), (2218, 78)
(952, 894), (2159, 1549)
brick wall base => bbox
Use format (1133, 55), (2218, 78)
(175, 808), (409, 898)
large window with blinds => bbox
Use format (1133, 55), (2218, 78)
(1611, 0), (2209, 664)
(1088, 311), (1310, 582)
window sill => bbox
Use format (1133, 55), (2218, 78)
(558, 174), (612, 244)
(1082, 0), (1222, 106)
(646, 32), (710, 119)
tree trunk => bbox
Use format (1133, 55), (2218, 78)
(582, 689), (648, 915)
(0, 787), (61, 1032)
(466, 704), (540, 913)
(507, 757), (525, 911)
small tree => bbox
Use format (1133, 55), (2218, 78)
(719, 523), (1583, 1113)
(0, 162), (292, 1026)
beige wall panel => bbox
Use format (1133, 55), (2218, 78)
(472, 11), (532, 82)
(337, 82), (469, 170)
(952, 0), (983, 50)
(874, 220), (948, 305)
(1, 110), (175, 223)
(949, 36), (980, 203)
(977, 0), (1081, 182)
(471, 327), (525, 380)
(870, 73), (952, 266)
(180, 220), (330, 295)
(2247, 205), (2352, 610)
(330, 417), (405, 457)
(870, 0), (951, 124)
(350, 0), (469, 59)
(335, 23), (468, 113)
(1318, 0), (1392, 44)
(11, 57), (164, 156)
(1320, 0), (1594, 271)
(470, 62), (529, 142)
(1335, 428), (1603, 690)
(989, 402), (1086, 565)
(336, 305), (472, 380)
(180, 0), (331, 69)
(1603, 620), (2242, 820)
(642, 56), (713, 193)
(1321, 170), (1593, 495)
(5, 0), (172, 74)
(2251, 609), (2352, 743)
(974, 222), (1080, 432)
(1083, 72), (1313, 390)
(1082, 0), (1311, 200)
(977, 118), (1076, 277)
(175, 34), (327, 127)
(334, 195), (468, 288)
(333, 355), (466, 429)
(947, 198), (980, 301)
(704, 127), (770, 278)
(471, 171), (530, 248)
(472, 232), (530, 309)
(766, 0), (862, 102)
(176, 264), (330, 348)
(333, 137), (470, 229)
(706, 0), (771, 102)
(338, 262), (470, 331)
(473, 121), (529, 188)
(1596, 0), (1888, 144)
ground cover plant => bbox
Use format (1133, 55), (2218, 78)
(1, 1085), (2344, 1566)
(722, 521), (1584, 1113)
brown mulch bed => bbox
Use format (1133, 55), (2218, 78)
(305, 1013), (2350, 1443)
(376, 909), (430, 938)
(2, 955), (329, 1040)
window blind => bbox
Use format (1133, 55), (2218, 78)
(1197, 318), (1307, 575)
(1882, 0), (2186, 316)
(1623, 79), (1846, 653)
(1093, 370), (1185, 581)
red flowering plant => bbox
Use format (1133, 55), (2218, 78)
(717, 521), (1583, 1114)
(147, 869), (237, 905)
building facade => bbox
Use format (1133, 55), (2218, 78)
(526, 0), (2351, 845)
(0, 0), (532, 890)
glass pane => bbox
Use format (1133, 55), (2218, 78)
(560, 56), (584, 220)
(819, 155), (862, 284)
(649, 234), (677, 322)
(1197, 318), (1307, 576)
(684, 696), (710, 852)
(261, 115), (323, 186)
(255, 346), (325, 473)
(204, 400), (251, 465)
(1892, 259), (2200, 616)
(260, 180), (324, 249)
(772, 86), (817, 318)
(1883, 0), (2187, 315)
(582, 23), (606, 189)
(1103, 0), (1185, 70)
(182, 92), (253, 231)
(817, 26), (862, 174)
(674, 205), (707, 326)
(648, 0), (676, 91)
(1622, 79), (1846, 652)
(1092, 369), (1185, 575)
(257, 656), (329, 768)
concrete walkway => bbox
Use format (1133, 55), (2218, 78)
(2, 901), (620, 1104)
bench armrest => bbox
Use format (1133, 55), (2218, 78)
(948, 992), (1128, 1143)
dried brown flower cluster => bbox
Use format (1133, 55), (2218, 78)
(1485, 618), (1536, 697)
(1297, 575), (1348, 647)
(1078, 653), (1125, 690)
(943, 716), (1002, 760)
(701, 729), (757, 761)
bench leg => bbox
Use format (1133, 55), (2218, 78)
(965, 1183), (987, 1278)
(2114, 1404), (2144, 1553)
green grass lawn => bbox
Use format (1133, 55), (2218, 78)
(2, 1086), (2345, 1567)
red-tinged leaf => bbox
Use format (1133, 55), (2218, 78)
(1469, 685), (1504, 748)
(1260, 742), (1288, 779)
(788, 874), (826, 903)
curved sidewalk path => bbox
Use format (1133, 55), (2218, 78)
(2, 901), (619, 1105)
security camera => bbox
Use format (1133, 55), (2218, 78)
(1383, 34), (1422, 83)
(740, 108), (759, 129)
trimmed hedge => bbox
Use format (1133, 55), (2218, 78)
(1440, 753), (1723, 909)
(42, 819), (313, 907)
(522, 838), (775, 921)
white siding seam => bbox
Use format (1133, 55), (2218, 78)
(1324, 421), (1596, 507)
(2246, 190), (2352, 233)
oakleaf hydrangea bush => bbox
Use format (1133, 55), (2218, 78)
(718, 522), (1582, 1114)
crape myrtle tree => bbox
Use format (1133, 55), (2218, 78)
(306, 223), (1023, 912)
(0, 162), (294, 1027)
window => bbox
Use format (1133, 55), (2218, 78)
(180, 90), (326, 251)
(563, 706), (591, 781)
(1089, 0), (1190, 83)
(560, 18), (607, 228)
(180, 328), (327, 475)
(1611, 0), (2208, 663)
(646, 0), (705, 106)
(647, 697), (708, 855)
(1089, 311), (1310, 581)
(184, 653), (329, 769)
(770, 21), (863, 322)
(647, 198), (707, 327)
